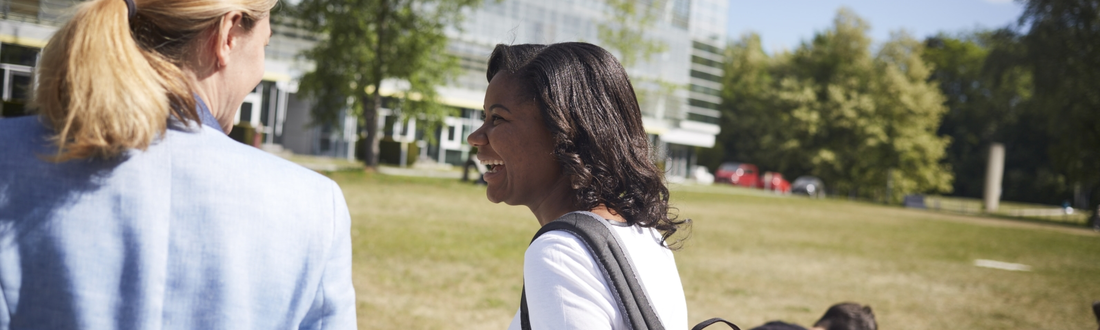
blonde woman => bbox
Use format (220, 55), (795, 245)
(0, 0), (356, 329)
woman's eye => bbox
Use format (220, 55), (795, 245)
(480, 111), (505, 124)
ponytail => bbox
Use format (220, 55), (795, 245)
(33, 0), (277, 161)
(32, 0), (197, 161)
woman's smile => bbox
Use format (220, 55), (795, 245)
(479, 156), (506, 181)
(480, 157), (505, 174)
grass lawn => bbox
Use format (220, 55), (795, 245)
(329, 171), (1100, 330)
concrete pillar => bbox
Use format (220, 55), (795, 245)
(983, 143), (1006, 212)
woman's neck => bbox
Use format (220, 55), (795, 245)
(529, 178), (626, 226)
(589, 204), (626, 223)
(528, 176), (577, 226)
(184, 66), (236, 133)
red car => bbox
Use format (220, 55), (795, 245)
(758, 171), (791, 194)
(715, 162), (759, 188)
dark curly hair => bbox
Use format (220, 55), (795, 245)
(486, 42), (687, 244)
(813, 303), (877, 330)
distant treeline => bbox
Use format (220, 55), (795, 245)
(703, 0), (1099, 212)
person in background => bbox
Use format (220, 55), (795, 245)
(750, 302), (877, 330)
(1090, 206), (1100, 231)
(0, 0), (356, 329)
(1092, 301), (1100, 330)
(467, 42), (689, 330)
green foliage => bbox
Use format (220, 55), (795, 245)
(919, 0), (1099, 214)
(922, 34), (1001, 200)
(921, 32), (1072, 206)
(291, 0), (480, 167)
(1017, 0), (1100, 210)
(717, 8), (952, 202)
(704, 33), (776, 172)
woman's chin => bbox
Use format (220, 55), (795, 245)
(486, 189), (522, 206)
(486, 193), (502, 204)
(483, 174), (508, 204)
(485, 187), (505, 204)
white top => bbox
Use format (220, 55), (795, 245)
(506, 219), (688, 330)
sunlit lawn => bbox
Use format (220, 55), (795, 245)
(329, 171), (1100, 330)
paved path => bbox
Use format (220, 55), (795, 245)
(377, 166), (463, 179)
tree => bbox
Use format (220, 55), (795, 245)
(716, 8), (952, 202)
(921, 32), (1079, 206)
(293, 0), (481, 168)
(923, 33), (1006, 199)
(704, 32), (789, 174)
(1016, 0), (1100, 212)
(869, 31), (954, 200)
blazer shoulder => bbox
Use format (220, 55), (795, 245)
(168, 126), (335, 184)
(0, 116), (51, 150)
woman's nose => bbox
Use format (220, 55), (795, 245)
(467, 124), (487, 147)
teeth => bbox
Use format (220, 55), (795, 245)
(477, 157), (504, 166)
(478, 157), (504, 174)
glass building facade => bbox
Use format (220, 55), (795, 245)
(0, 0), (350, 158)
(1, 0), (729, 178)
(433, 0), (729, 179)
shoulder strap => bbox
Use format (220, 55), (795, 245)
(691, 318), (742, 330)
(521, 212), (665, 330)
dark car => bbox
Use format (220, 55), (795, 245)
(714, 162), (759, 188)
(791, 176), (825, 198)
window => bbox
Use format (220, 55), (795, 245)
(260, 81), (274, 125)
(686, 112), (719, 124)
(692, 41), (721, 55)
(383, 115), (397, 137)
(690, 69), (722, 83)
(239, 102), (253, 123)
(690, 84), (721, 97)
(688, 98), (720, 110)
(670, 0), (690, 29)
(0, 43), (38, 66)
(691, 55), (722, 68)
(5, 0), (40, 19)
(0, 71), (32, 117)
(0, 43), (38, 117)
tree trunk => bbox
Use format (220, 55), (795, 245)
(361, 91), (381, 168)
(1089, 183), (1099, 229)
(361, 0), (388, 169)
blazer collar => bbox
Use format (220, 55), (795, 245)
(195, 96), (224, 134)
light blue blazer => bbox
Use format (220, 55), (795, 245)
(0, 108), (357, 329)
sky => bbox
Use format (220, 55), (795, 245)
(726, 0), (1026, 53)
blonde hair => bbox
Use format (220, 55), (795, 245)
(32, 0), (277, 161)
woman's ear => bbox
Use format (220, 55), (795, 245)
(213, 11), (245, 69)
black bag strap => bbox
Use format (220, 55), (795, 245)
(691, 318), (742, 330)
(520, 211), (664, 330)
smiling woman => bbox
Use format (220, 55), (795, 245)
(467, 42), (689, 330)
